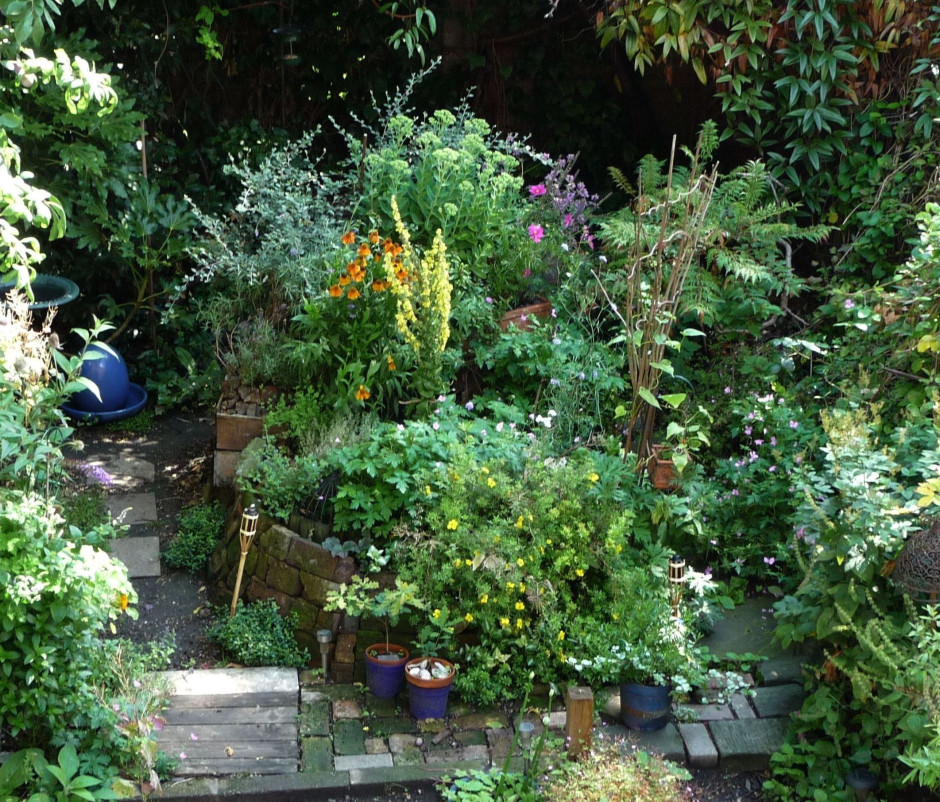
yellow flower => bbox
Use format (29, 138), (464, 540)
(465, 559), (472, 566)
(447, 519), (459, 530)
(515, 618), (523, 629)
(487, 478), (496, 488)
(387, 354), (397, 371)
(500, 617), (510, 628)
(480, 594), (488, 604)
(546, 539), (552, 545)
(612, 613), (620, 621)
(493, 535), (500, 544)
(557, 630), (566, 641)
(465, 613), (474, 623)
(506, 582), (515, 591)
(515, 601), (525, 611)
(575, 568), (585, 578)
(355, 384), (370, 401)
(515, 516), (524, 529)
(516, 558), (525, 567)
(347, 287), (361, 300)
(425, 485), (432, 496)
(480, 466), (489, 474)
(454, 559), (462, 568)
(588, 472), (599, 483)
(519, 583), (525, 593)
(433, 609), (441, 619)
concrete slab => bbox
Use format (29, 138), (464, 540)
(729, 693), (756, 719)
(108, 492), (157, 524)
(83, 454), (155, 490)
(700, 598), (784, 660)
(161, 667), (298, 697)
(299, 700), (330, 737)
(603, 723), (686, 763)
(678, 723), (718, 769)
(300, 736), (333, 772)
(684, 703), (733, 722)
(334, 753), (393, 771)
(333, 719), (367, 755)
(107, 535), (160, 578)
(752, 685), (804, 718)
(711, 718), (790, 771)
(761, 655), (810, 685)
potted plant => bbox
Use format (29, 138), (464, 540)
(648, 397), (712, 489)
(325, 574), (425, 698)
(566, 566), (705, 730)
(403, 607), (460, 719)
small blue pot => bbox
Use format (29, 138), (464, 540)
(620, 682), (670, 731)
(406, 657), (455, 719)
(365, 644), (409, 699)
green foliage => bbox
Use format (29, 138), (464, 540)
(1, 743), (119, 802)
(163, 502), (225, 574)
(207, 599), (310, 668)
(0, 489), (137, 748)
(325, 574), (425, 654)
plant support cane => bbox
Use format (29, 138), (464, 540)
(230, 504), (259, 617)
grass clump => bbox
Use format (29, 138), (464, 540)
(207, 599), (310, 668)
(163, 501), (225, 573)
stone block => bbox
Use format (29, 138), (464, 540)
(548, 710), (567, 730)
(486, 728), (513, 761)
(332, 663), (355, 684)
(684, 703), (734, 722)
(305, 683), (361, 701)
(333, 718), (367, 756)
(106, 536), (160, 579)
(258, 525), (294, 561)
(388, 733), (419, 754)
(365, 738), (389, 755)
(335, 633), (357, 664)
(710, 718), (790, 771)
(266, 561), (302, 596)
(729, 694), (756, 720)
(333, 556), (357, 585)
(752, 685), (804, 718)
(108, 492), (157, 525)
(607, 723), (685, 764)
(452, 711), (510, 731)
(760, 656), (808, 686)
(371, 717), (418, 736)
(333, 699), (362, 720)
(291, 598), (322, 634)
(334, 753), (394, 771)
(300, 736), (333, 772)
(317, 609), (340, 631)
(454, 730), (487, 747)
(392, 747), (425, 765)
(300, 571), (340, 606)
(366, 695), (403, 718)
(424, 745), (490, 766)
(299, 700), (330, 737)
(288, 537), (338, 579)
(213, 450), (240, 486)
(678, 723), (718, 769)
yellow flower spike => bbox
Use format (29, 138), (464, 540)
(575, 568), (585, 578)
(515, 601), (525, 611)
(515, 516), (524, 530)
(515, 618), (523, 630)
(425, 485), (432, 496)
(447, 519), (459, 530)
(433, 609), (441, 619)
(465, 613), (474, 623)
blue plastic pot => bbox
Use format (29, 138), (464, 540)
(71, 342), (130, 413)
(365, 644), (410, 698)
(406, 657), (455, 719)
(620, 682), (670, 731)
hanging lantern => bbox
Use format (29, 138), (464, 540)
(892, 519), (940, 604)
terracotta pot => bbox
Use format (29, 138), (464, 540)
(648, 445), (678, 491)
(499, 300), (554, 332)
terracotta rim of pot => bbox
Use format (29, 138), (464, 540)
(404, 656), (456, 689)
(365, 643), (410, 667)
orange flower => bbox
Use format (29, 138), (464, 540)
(347, 287), (361, 300)
(372, 279), (388, 292)
(368, 230), (380, 244)
(355, 384), (371, 401)
(115, 593), (129, 612)
(387, 354), (396, 371)
(341, 231), (356, 245)
(328, 284), (342, 297)
(357, 243), (371, 257)
(383, 238), (396, 252)
(346, 261), (358, 272)
(396, 267), (409, 282)
(339, 274), (351, 286)
(348, 264), (365, 282)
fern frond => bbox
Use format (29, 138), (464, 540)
(608, 166), (635, 196)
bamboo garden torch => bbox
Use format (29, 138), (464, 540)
(669, 554), (686, 618)
(230, 504), (259, 617)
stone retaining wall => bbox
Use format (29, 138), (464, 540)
(208, 511), (363, 681)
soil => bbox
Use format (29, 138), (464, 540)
(79, 411), (769, 800)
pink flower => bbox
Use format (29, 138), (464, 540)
(529, 184), (547, 197)
(563, 212), (574, 228)
(528, 225), (544, 244)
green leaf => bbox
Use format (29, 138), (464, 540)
(637, 387), (660, 409)
(660, 393), (686, 409)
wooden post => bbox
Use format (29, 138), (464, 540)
(566, 686), (594, 758)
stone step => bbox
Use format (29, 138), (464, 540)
(107, 492), (157, 524)
(106, 535), (161, 578)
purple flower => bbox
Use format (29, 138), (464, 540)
(770, 436), (777, 446)
(768, 465), (777, 472)
(763, 556), (775, 565)
(844, 298), (855, 310)
(724, 386), (731, 394)
(529, 184), (547, 197)
(528, 224), (545, 244)
(744, 425), (752, 436)
(563, 212), (574, 228)
(465, 401), (475, 411)
(485, 296), (493, 304)
(789, 420), (799, 429)
(523, 268), (532, 278)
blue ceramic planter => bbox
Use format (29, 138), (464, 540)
(620, 682), (670, 731)
(365, 644), (410, 699)
(406, 657), (455, 719)
(72, 343), (129, 413)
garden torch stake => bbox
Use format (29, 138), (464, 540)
(230, 504), (259, 617)
(669, 555), (686, 618)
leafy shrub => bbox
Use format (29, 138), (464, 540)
(0, 490), (137, 749)
(208, 599), (310, 668)
(163, 502), (226, 573)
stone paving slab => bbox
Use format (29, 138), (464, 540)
(334, 753), (394, 771)
(678, 723), (718, 769)
(752, 684), (804, 718)
(710, 718), (790, 771)
(81, 453), (155, 490)
(108, 492), (157, 524)
(162, 667), (298, 697)
(107, 535), (160, 578)
(601, 723), (686, 764)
